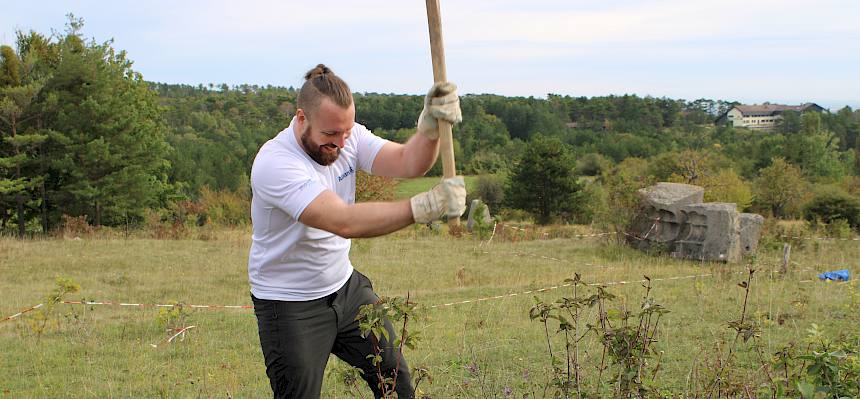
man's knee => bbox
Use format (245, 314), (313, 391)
(265, 358), (326, 399)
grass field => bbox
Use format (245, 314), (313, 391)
(1, 227), (858, 398)
(394, 176), (481, 199)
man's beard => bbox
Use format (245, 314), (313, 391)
(300, 126), (340, 166)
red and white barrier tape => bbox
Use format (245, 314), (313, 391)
(570, 232), (617, 239)
(427, 266), (832, 309)
(3, 230), (847, 323)
(477, 250), (567, 263)
(1, 301), (251, 323)
(59, 300), (252, 309)
(3, 268), (831, 323)
(499, 224), (617, 239)
(499, 224), (859, 243)
(428, 273), (715, 309)
(778, 235), (860, 242)
(1, 303), (44, 323)
(476, 249), (613, 267)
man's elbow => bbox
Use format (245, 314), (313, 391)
(404, 169), (427, 179)
(405, 162), (433, 178)
(301, 204), (360, 238)
(323, 220), (355, 239)
(334, 224), (361, 239)
(327, 218), (368, 239)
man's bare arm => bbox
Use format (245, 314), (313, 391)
(299, 175), (466, 238)
(370, 135), (439, 178)
(369, 82), (461, 179)
(299, 190), (414, 238)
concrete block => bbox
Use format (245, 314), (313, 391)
(674, 203), (742, 263)
(739, 213), (764, 255)
(627, 183), (705, 250)
(466, 199), (492, 231)
(639, 182), (705, 210)
(625, 183), (763, 263)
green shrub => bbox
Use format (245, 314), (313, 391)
(574, 152), (612, 176)
(803, 188), (860, 230)
(580, 180), (608, 226)
(199, 186), (250, 226)
(464, 151), (510, 175)
(753, 158), (810, 218)
(696, 169), (753, 211)
(595, 157), (655, 232)
(470, 174), (505, 213)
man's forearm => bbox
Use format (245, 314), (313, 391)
(299, 178), (464, 238)
(337, 200), (414, 238)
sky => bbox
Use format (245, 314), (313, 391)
(3, 0), (860, 110)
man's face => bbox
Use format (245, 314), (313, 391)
(298, 98), (355, 166)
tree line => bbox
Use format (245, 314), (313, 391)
(3, 19), (860, 236)
(1, 18), (170, 236)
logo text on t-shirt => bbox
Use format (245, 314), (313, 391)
(337, 166), (355, 182)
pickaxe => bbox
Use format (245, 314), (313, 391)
(425, 0), (461, 232)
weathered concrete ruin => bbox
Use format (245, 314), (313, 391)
(626, 182), (763, 263)
(738, 213), (765, 254)
(466, 199), (492, 231)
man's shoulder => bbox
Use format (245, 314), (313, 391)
(348, 122), (375, 139)
(351, 121), (370, 132)
(345, 122), (386, 152)
(252, 135), (312, 180)
(257, 133), (301, 162)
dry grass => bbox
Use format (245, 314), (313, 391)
(1, 227), (858, 397)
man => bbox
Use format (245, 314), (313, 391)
(248, 64), (466, 399)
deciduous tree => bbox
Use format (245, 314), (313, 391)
(753, 158), (809, 218)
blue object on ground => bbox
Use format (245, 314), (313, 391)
(817, 269), (850, 281)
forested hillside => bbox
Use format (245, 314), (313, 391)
(3, 20), (860, 235)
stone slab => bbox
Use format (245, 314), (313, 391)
(466, 199), (492, 231)
(739, 213), (764, 255)
(627, 183), (705, 249)
(674, 203), (742, 262)
(638, 182), (704, 210)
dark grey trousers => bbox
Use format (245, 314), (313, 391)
(252, 270), (413, 399)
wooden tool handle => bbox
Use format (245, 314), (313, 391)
(426, 0), (461, 228)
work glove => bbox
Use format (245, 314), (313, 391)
(416, 82), (462, 140)
(410, 176), (467, 223)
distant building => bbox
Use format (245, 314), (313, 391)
(715, 103), (825, 131)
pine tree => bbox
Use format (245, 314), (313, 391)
(45, 20), (172, 226)
(0, 45), (49, 237)
(506, 135), (583, 224)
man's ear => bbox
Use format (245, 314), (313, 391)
(296, 108), (307, 129)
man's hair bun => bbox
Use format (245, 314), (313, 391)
(304, 64), (332, 81)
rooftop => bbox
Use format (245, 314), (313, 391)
(733, 103), (821, 116)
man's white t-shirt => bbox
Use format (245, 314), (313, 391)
(248, 118), (388, 301)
